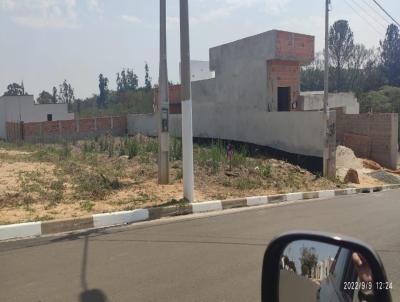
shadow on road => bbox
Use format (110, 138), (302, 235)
(79, 235), (108, 302)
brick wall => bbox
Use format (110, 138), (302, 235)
(61, 120), (76, 134)
(96, 117), (111, 130)
(5, 122), (23, 141)
(6, 116), (127, 143)
(275, 31), (314, 63)
(268, 60), (300, 110)
(154, 84), (182, 114)
(79, 118), (95, 133)
(336, 111), (398, 169)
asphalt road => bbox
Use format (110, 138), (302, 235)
(1, 189), (399, 302)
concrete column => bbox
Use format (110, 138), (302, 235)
(180, 0), (194, 201)
(324, 111), (336, 179)
(158, 0), (170, 184)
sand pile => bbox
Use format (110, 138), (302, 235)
(335, 145), (385, 186)
(336, 145), (363, 170)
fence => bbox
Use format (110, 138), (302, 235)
(6, 116), (127, 143)
(336, 110), (398, 169)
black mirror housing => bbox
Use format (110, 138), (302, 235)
(261, 230), (392, 302)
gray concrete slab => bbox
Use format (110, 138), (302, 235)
(1, 190), (399, 302)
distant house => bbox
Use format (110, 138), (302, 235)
(0, 95), (74, 139)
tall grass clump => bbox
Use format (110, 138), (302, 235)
(170, 137), (182, 161)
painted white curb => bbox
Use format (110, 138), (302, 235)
(93, 209), (149, 228)
(0, 221), (42, 241)
(192, 200), (222, 213)
(285, 192), (303, 201)
(318, 190), (335, 199)
(246, 196), (269, 206)
(346, 188), (357, 194)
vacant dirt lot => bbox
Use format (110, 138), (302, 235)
(0, 136), (343, 224)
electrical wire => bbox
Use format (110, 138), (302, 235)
(372, 0), (400, 27)
(342, 0), (385, 36)
(349, 0), (388, 30)
(359, 0), (392, 25)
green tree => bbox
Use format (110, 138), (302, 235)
(3, 82), (26, 96)
(36, 90), (53, 104)
(301, 52), (325, 91)
(299, 246), (318, 277)
(380, 24), (400, 86)
(359, 86), (400, 113)
(97, 73), (109, 108)
(144, 63), (152, 90)
(116, 68), (138, 92)
(52, 86), (58, 103)
(58, 80), (75, 110)
(329, 20), (354, 92)
(347, 44), (374, 92)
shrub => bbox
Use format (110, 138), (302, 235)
(59, 141), (72, 160)
(176, 167), (183, 180)
(126, 139), (139, 159)
(80, 200), (94, 211)
(144, 139), (158, 154)
(170, 137), (182, 161)
(259, 162), (272, 178)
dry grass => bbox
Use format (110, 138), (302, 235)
(0, 137), (341, 224)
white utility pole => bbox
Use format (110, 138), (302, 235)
(158, 0), (169, 184)
(323, 0), (330, 177)
(179, 0), (194, 202)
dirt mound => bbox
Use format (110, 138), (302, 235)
(344, 168), (360, 184)
(362, 159), (382, 170)
(336, 145), (363, 170)
(336, 145), (384, 186)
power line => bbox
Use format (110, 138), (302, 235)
(350, 0), (388, 30)
(372, 0), (400, 27)
(342, 0), (385, 36)
(360, 0), (392, 25)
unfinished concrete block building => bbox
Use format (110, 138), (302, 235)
(208, 30), (314, 112)
(129, 29), (398, 171)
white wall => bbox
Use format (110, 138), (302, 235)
(299, 92), (360, 114)
(180, 60), (214, 83)
(128, 109), (326, 158)
(0, 95), (74, 139)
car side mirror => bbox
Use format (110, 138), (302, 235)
(261, 231), (392, 302)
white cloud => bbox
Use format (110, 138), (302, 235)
(12, 15), (78, 29)
(87, 0), (101, 13)
(193, 0), (285, 24)
(121, 15), (141, 24)
(0, 0), (17, 11)
(166, 16), (179, 27)
(0, 0), (80, 29)
(265, 0), (291, 14)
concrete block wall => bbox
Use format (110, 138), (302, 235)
(299, 92), (360, 114)
(336, 111), (398, 169)
(127, 113), (158, 137)
(128, 108), (326, 158)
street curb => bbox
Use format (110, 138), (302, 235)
(1, 184), (399, 241)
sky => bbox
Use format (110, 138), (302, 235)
(0, 0), (399, 99)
